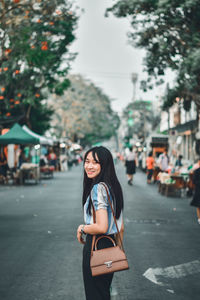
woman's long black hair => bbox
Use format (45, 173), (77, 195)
(82, 146), (124, 219)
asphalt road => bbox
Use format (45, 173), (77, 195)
(0, 163), (200, 300)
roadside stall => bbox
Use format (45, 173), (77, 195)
(158, 172), (186, 197)
(146, 133), (169, 182)
(0, 123), (40, 185)
(22, 125), (54, 178)
(22, 125), (53, 147)
(157, 165), (192, 197)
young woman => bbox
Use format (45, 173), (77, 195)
(77, 146), (124, 300)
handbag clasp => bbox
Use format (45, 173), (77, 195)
(104, 261), (112, 268)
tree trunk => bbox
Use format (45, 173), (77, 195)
(26, 105), (32, 129)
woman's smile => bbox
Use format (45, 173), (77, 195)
(84, 152), (101, 179)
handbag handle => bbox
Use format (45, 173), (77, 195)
(91, 183), (125, 256)
(94, 235), (116, 251)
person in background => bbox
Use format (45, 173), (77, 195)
(0, 149), (8, 181)
(146, 151), (154, 184)
(60, 153), (68, 171)
(138, 152), (142, 170)
(48, 148), (57, 169)
(40, 154), (48, 167)
(190, 158), (200, 224)
(175, 154), (183, 168)
(158, 149), (169, 172)
(125, 146), (137, 185)
(112, 150), (118, 164)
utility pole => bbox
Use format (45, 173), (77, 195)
(131, 73), (138, 102)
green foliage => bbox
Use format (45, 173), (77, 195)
(123, 100), (160, 140)
(54, 79), (71, 96)
(29, 102), (54, 135)
(0, 0), (78, 132)
(107, 0), (200, 109)
(51, 75), (120, 146)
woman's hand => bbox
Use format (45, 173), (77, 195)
(76, 210), (108, 244)
(77, 224), (86, 245)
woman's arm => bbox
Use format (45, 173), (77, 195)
(77, 209), (108, 244)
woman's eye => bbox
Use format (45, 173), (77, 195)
(85, 160), (99, 165)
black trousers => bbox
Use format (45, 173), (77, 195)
(147, 169), (153, 180)
(82, 234), (115, 300)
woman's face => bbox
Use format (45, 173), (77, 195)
(84, 151), (101, 179)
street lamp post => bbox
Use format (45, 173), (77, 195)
(131, 73), (138, 102)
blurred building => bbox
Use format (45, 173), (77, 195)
(160, 99), (197, 161)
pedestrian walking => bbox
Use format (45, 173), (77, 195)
(190, 158), (200, 224)
(125, 146), (137, 185)
(77, 146), (124, 300)
(158, 149), (169, 172)
(146, 151), (154, 184)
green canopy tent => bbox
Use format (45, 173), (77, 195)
(0, 123), (40, 145)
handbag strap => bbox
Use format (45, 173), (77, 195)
(91, 205), (96, 257)
(91, 183), (125, 256)
(101, 183), (124, 251)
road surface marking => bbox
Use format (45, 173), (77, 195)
(143, 259), (200, 286)
(110, 286), (118, 299)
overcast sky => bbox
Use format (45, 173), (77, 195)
(70, 0), (171, 113)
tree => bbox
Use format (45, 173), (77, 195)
(0, 0), (78, 134)
(50, 74), (120, 146)
(123, 100), (160, 142)
(106, 0), (200, 110)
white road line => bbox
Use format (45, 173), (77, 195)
(110, 286), (118, 300)
(143, 260), (200, 286)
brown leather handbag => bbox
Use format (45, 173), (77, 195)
(90, 183), (129, 277)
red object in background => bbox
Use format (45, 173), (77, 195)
(41, 41), (48, 51)
(5, 49), (12, 54)
(2, 129), (9, 135)
(40, 166), (55, 172)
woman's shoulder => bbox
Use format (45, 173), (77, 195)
(91, 182), (109, 205)
(91, 182), (109, 197)
(92, 182), (108, 191)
